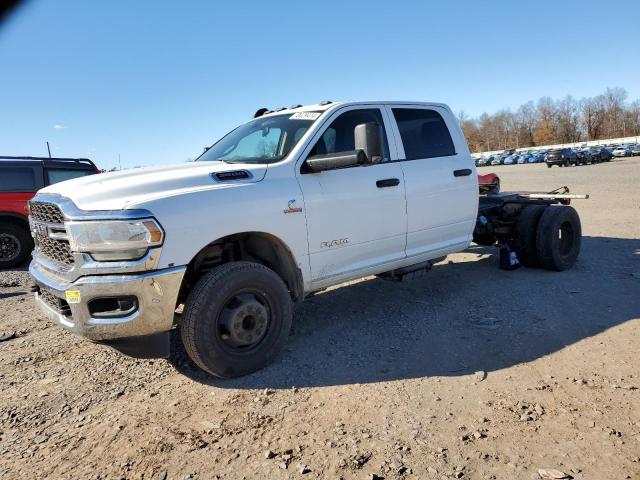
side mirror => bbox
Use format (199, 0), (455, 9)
(306, 150), (366, 173)
(355, 122), (384, 164)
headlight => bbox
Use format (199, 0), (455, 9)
(66, 219), (164, 261)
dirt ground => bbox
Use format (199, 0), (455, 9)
(1, 158), (639, 480)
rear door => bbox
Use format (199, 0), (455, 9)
(296, 105), (407, 286)
(0, 161), (44, 217)
(384, 105), (477, 259)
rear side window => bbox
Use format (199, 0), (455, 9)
(0, 167), (36, 192)
(392, 108), (455, 160)
(45, 169), (94, 186)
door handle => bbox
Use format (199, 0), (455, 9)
(376, 178), (400, 188)
(453, 169), (472, 177)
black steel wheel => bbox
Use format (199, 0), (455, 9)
(181, 261), (293, 378)
(535, 206), (581, 271)
(0, 223), (33, 269)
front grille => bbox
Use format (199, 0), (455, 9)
(29, 201), (66, 224)
(38, 237), (74, 267)
(30, 201), (74, 268)
(39, 289), (72, 317)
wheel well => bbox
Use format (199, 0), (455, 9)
(178, 232), (303, 303)
(0, 214), (30, 232)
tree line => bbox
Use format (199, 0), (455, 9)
(459, 87), (640, 153)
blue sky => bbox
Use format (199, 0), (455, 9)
(1, 0), (639, 169)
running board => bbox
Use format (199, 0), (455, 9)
(378, 258), (444, 282)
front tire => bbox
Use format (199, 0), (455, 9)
(181, 261), (293, 378)
(536, 206), (581, 271)
(0, 223), (33, 269)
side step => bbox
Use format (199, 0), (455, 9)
(378, 257), (446, 282)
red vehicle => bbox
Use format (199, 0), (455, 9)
(0, 156), (100, 268)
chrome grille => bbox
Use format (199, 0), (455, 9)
(38, 236), (74, 267)
(39, 289), (72, 317)
(30, 201), (74, 268)
(29, 201), (66, 224)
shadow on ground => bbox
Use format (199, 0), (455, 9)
(169, 236), (640, 388)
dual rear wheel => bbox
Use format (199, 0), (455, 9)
(514, 205), (581, 271)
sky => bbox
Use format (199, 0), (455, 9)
(1, 0), (639, 170)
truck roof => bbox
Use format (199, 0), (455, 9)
(0, 156), (98, 170)
(258, 100), (451, 118)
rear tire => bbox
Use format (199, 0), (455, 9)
(0, 223), (33, 269)
(535, 206), (581, 271)
(181, 261), (293, 378)
(514, 205), (546, 267)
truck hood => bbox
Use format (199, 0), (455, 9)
(39, 161), (268, 211)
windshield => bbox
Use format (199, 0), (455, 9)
(197, 112), (322, 164)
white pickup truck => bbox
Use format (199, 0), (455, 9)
(28, 101), (584, 377)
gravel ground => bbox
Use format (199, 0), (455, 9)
(1, 158), (639, 480)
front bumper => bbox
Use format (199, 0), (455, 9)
(30, 260), (186, 356)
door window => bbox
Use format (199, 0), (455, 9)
(392, 108), (455, 160)
(308, 108), (390, 161)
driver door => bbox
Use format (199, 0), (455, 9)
(296, 106), (407, 288)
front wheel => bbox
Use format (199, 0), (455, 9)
(181, 261), (293, 378)
(0, 223), (33, 269)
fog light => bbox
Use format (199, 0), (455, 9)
(88, 296), (138, 318)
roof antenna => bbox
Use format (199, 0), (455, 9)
(46, 141), (52, 158)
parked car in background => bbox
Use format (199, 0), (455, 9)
(491, 157), (502, 166)
(580, 149), (597, 164)
(631, 144), (640, 156)
(585, 147), (610, 163)
(599, 148), (613, 162)
(517, 155), (528, 164)
(575, 150), (589, 165)
(612, 146), (631, 157)
(530, 153), (544, 163)
(544, 148), (578, 168)
(0, 156), (100, 268)
(503, 154), (518, 165)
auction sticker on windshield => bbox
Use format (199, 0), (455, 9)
(290, 112), (321, 120)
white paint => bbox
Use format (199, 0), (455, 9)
(40, 101), (479, 294)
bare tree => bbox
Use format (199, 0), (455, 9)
(460, 87), (638, 151)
